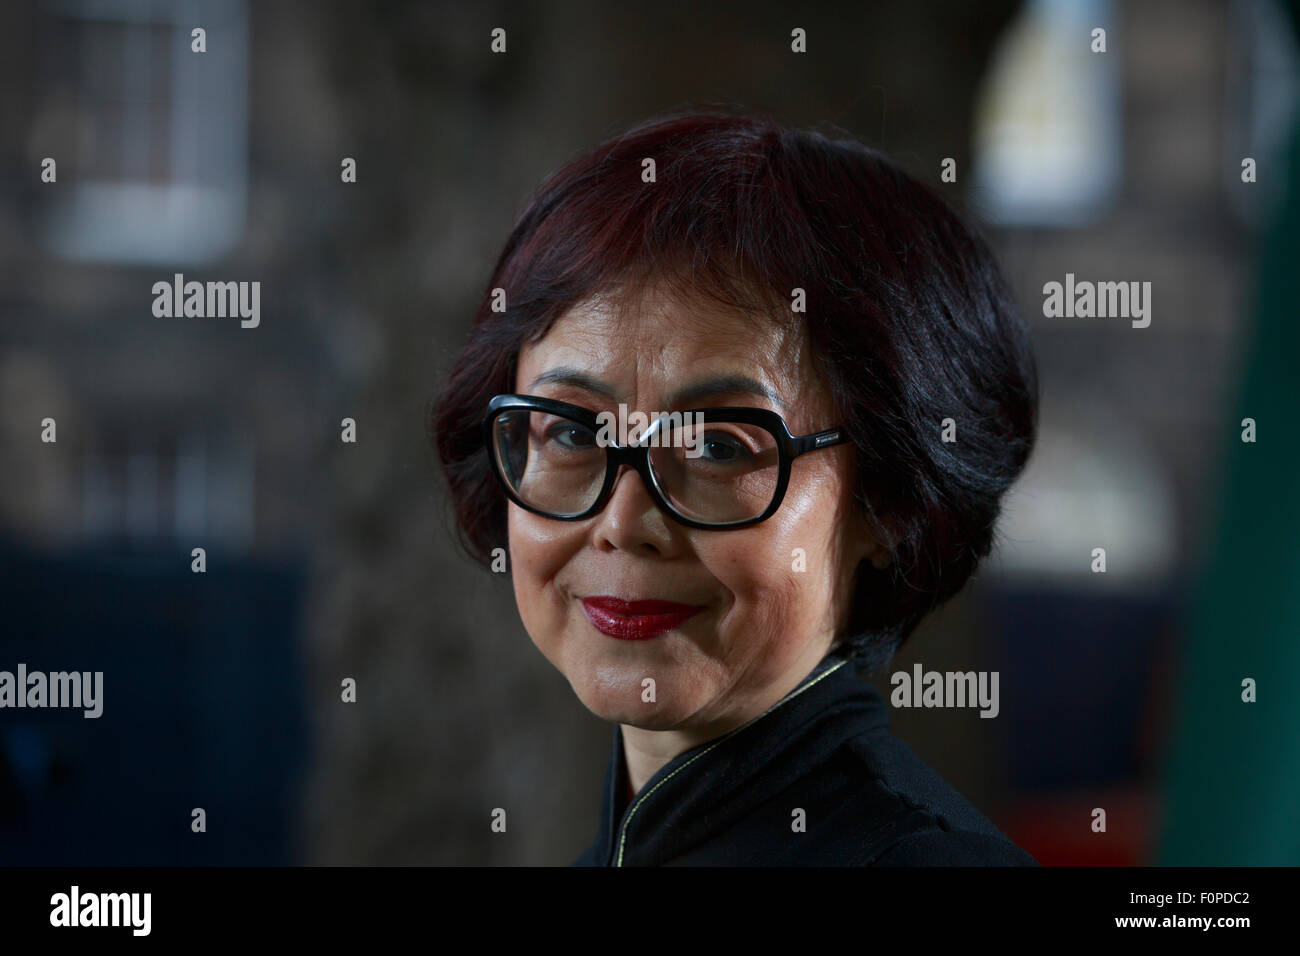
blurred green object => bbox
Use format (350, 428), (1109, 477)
(1157, 38), (1300, 864)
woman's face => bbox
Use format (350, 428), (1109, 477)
(508, 284), (885, 738)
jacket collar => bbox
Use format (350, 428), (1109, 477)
(578, 646), (891, 866)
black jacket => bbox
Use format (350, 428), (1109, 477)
(572, 647), (1038, 866)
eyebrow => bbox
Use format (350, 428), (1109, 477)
(527, 366), (787, 412)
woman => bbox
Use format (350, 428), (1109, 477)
(431, 109), (1039, 866)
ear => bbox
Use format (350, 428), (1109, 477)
(849, 505), (894, 571)
(866, 539), (893, 570)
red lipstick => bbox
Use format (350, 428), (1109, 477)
(580, 596), (704, 641)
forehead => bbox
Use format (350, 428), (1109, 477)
(516, 284), (820, 405)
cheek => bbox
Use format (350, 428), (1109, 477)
(698, 500), (838, 633)
(507, 507), (580, 625)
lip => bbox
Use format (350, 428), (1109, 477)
(580, 596), (705, 641)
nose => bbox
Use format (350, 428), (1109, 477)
(590, 464), (680, 555)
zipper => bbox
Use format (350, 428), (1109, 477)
(611, 656), (850, 866)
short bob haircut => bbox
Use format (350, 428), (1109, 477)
(430, 108), (1038, 673)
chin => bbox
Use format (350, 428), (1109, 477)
(562, 650), (705, 729)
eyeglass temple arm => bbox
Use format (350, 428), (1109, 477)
(790, 429), (847, 457)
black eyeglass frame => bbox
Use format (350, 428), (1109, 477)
(482, 393), (848, 530)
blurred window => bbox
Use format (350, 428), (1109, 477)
(39, 0), (249, 264)
(971, 0), (1122, 226)
(82, 429), (255, 550)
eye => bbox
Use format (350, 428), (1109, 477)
(700, 432), (750, 463)
(547, 422), (596, 449)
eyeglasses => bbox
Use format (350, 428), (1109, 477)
(483, 393), (847, 530)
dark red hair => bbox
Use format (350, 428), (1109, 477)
(429, 107), (1038, 671)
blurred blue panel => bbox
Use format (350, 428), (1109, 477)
(982, 583), (1174, 790)
(0, 535), (306, 864)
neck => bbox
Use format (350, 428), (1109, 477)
(621, 723), (707, 796)
(619, 640), (840, 795)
